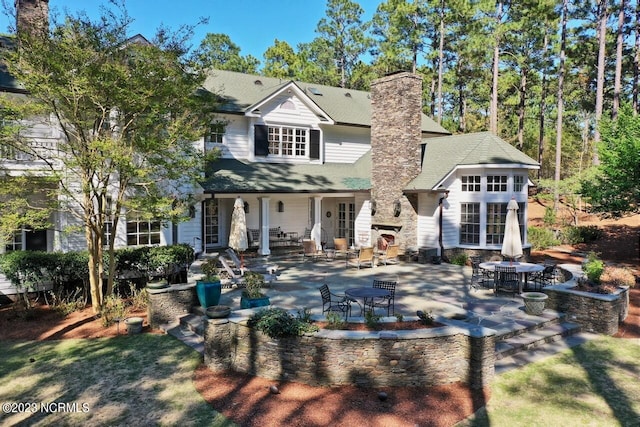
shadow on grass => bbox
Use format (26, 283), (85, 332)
(0, 335), (227, 426)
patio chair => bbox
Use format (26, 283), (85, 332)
(493, 265), (519, 296)
(530, 260), (556, 290)
(319, 284), (352, 318)
(333, 238), (349, 260)
(346, 246), (374, 269)
(225, 248), (279, 276)
(378, 244), (400, 266)
(371, 279), (397, 316)
(303, 239), (324, 261)
(470, 256), (492, 290)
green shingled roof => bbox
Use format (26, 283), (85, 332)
(406, 132), (539, 191)
(202, 69), (449, 134)
(201, 152), (372, 193)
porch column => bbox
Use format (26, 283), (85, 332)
(258, 197), (271, 256)
(312, 196), (323, 250)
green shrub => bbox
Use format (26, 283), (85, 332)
(128, 283), (149, 311)
(324, 311), (345, 329)
(248, 307), (318, 339)
(527, 226), (560, 250)
(561, 225), (603, 245)
(583, 252), (605, 284)
(101, 293), (128, 327)
(450, 253), (468, 266)
(543, 206), (556, 227)
(51, 287), (86, 316)
(364, 310), (382, 328)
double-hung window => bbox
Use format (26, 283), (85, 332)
(268, 126), (307, 157)
(486, 203), (506, 245)
(460, 203), (480, 245)
(514, 175), (525, 192)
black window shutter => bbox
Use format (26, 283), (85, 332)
(309, 129), (320, 160)
(254, 125), (269, 156)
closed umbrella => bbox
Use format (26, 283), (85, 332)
(311, 223), (322, 251)
(501, 198), (523, 263)
(229, 197), (248, 267)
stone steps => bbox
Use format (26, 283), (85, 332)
(159, 311), (206, 355)
(493, 318), (597, 374)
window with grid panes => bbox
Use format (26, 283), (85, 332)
(460, 203), (480, 245)
(5, 230), (22, 251)
(461, 175), (481, 192)
(487, 175), (507, 192)
(203, 198), (219, 250)
(486, 203), (506, 245)
(204, 121), (225, 143)
(268, 126), (307, 157)
(126, 215), (161, 246)
(514, 175), (525, 192)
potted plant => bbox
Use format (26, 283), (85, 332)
(196, 257), (222, 309)
(240, 271), (270, 309)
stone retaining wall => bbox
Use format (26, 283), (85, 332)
(147, 284), (198, 328)
(543, 265), (629, 335)
(204, 314), (495, 389)
(544, 286), (629, 335)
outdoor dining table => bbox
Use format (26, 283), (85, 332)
(479, 261), (544, 294)
(345, 287), (390, 317)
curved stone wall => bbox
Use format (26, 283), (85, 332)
(203, 314), (495, 389)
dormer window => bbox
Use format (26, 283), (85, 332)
(205, 121), (225, 143)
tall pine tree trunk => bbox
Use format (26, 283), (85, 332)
(538, 30), (549, 180)
(613, 0), (626, 119)
(593, 0), (608, 165)
(634, 2), (640, 115)
(490, 0), (504, 134)
(436, 0), (445, 124)
(517, 70), (527, 150)
(555, 0), (568, 213)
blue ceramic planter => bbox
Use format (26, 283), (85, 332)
(196, 280), (222, 308)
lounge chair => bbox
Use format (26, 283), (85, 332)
(346, 246), (374, 269)
(219, 255), (276, 288)
(225, 248), (279, 275)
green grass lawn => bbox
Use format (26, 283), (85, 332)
(1, 334), (639, 426)
(459, 336), (640, 426)
(0, 334), (233, 426)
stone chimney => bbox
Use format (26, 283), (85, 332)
(370, 72), (423, 250)
(15, 0), (49, 38)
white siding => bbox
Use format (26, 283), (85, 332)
(416, 193), (439, 248)
(323, 125), (371, 163)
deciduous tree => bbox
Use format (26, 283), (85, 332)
(1, 2), (214, 312)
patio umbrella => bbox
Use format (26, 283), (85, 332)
(501, 198), (523, 263)
(311, 223), (322, 251)
(229, 197), (248, 267)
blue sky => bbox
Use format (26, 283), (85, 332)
(1, 0), (381, 61)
